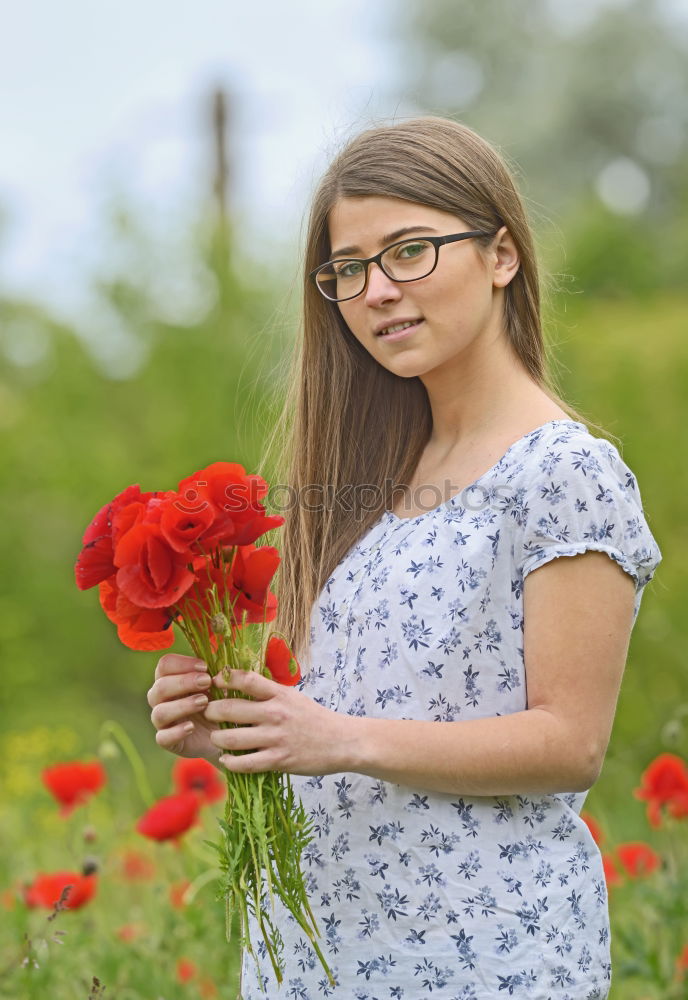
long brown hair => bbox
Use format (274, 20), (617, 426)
(257, 116), (610, 670)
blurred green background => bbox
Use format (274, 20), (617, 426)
(1, 1), (686, 995)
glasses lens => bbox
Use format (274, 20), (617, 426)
(380, 239), (436, 281)
(315, 260), (366, 301)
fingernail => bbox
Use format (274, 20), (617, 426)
(196, 674), (211, 688)
(183, 722), (194, 734)
(194, 694), (208, 707)
(194, 661), (207, 671)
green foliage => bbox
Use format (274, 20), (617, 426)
(0, 723), (241, 999)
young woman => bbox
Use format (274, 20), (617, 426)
(147, 117), (662, 998)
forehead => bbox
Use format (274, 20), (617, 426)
(327, 196), (466, 253)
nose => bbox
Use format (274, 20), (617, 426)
(363, 262), (402, 307)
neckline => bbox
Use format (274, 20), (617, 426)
(384, 419), (586, 525)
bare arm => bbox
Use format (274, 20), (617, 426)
(339, 550), (637, 795)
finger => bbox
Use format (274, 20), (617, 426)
(212, 668), (279, 700)
(151, 692), (210, 731)
(147, 669), (211, 708)
(218, 748), (278, 774)
(154, 653), (208, 681)
(204, 697), (264, 725)
(210, 723), (274, 754)
(155, 720), (194, 749)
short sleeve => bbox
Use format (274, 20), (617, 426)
(517, 430), (662, 623)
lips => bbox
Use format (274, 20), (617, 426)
(375, 317), (424, 337)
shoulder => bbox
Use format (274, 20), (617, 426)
(519, 421), (636, 492)
(513, 422), (662, 598)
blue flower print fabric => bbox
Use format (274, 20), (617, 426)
(240, 419), (662, 1000)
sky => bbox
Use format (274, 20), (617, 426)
(0, 0), (401, 321)
(2, 0), (687, 327)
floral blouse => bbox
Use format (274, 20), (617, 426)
(240, 419), (663, 1000)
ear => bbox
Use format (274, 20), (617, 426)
(491, 226), (520, 288)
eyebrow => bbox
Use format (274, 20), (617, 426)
(329, 225), (439, 260)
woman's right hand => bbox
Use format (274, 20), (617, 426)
(147, 654), (220, 761)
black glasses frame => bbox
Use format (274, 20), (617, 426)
(309, 230), (498, 302)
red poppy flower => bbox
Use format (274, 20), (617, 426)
(199, 977), (219, 998)
(634, 753), (688, 828)
(668, 788), (688, 821)
(172, 758), (225, 805)
(229, 543), (280, 624)
(75, 484), (158, 590)
(120, 849), (155, 881)
(136, 792), (200, 842)
(176, 957), (197, 983)
(159, 494), (217, 553)
(170, 879), (192, 908)
(615, 841), (661, 878)
(177, 462), (284, 549)
(114, 519), (196, 609)
(601, 853), (622, 888)
(42, 760), (106, 816)
(178, 546), (279, 633)
(265, 635), (301, 686)
(99, 576), (178, 651)
(1, 886), (18, 910)
(117, 922), (146, 942)
(676, 944), (688, 980)
(580, 811), (604, 847)
(24, 870), (97, 910)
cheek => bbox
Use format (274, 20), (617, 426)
(337, 304), (364, 341)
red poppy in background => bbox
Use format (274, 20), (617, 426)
(580, 811), (604, 847)
(634, 753), (688, 828)
(676, 944), (688, 982)
(615, 842), (661, 878)
(172, 758), (225, 805)
(120, 849), (155, 881)
(42, 760), (106, 816)
(1, 886), (18, 910)
(136, 792), (200, 842)
(265, 635), (301, 686)
(117, 922), (146, 942)
(24, 870), (97, 910)
(601, 854), (622, 889)
(176, 957), (197, 983)
(170, 879), (192, 908)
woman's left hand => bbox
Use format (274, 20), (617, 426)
(204, 669), (354, 776)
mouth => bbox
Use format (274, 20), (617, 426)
(375, 318), (424, 340)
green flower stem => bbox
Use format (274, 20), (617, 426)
(98, 719), (154, 806)
(171, 572), (335, 991)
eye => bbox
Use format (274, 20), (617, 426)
(396, 241), (430, 259)
(333, 260), (365, 278)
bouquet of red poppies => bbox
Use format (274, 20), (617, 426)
(74, 461), (333, 990)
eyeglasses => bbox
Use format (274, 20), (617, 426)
(309, 230), (497, 303)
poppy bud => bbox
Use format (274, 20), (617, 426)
(235, 646), (256, 671)
(210, 612), (230, 636)
(98, 738), (120, 760)
(82, 858), (99, 876)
